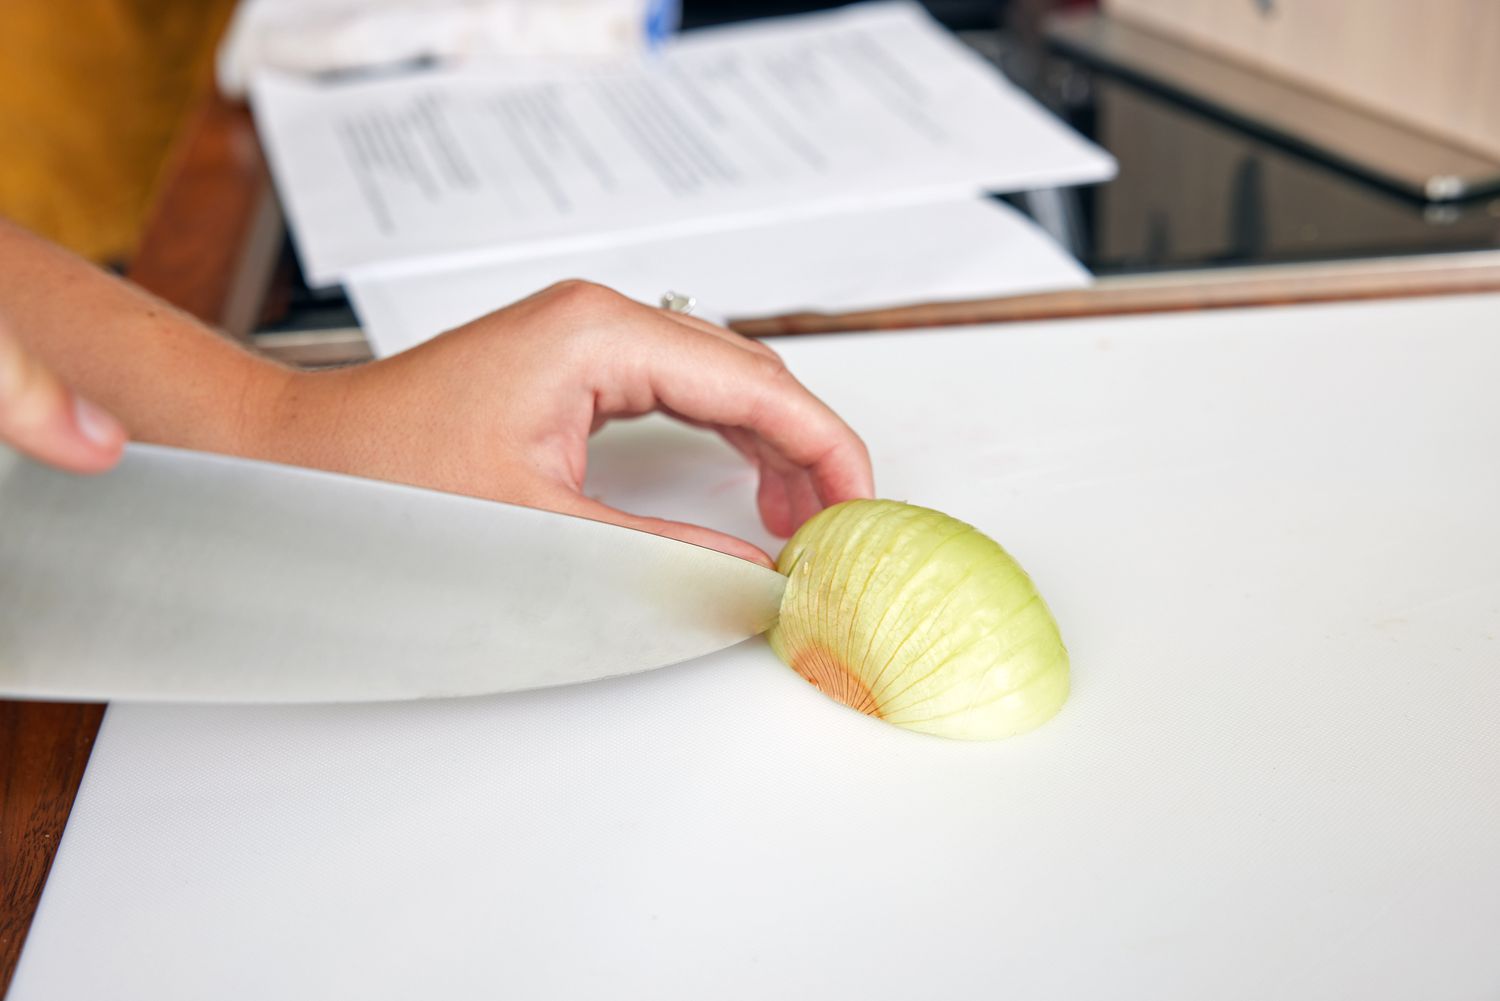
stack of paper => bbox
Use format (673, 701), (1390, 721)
(250, 1), (1113, 337)
(349, 198), (1090, 356)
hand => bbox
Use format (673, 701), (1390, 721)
(257, 281), (874, 566)
(0, 316), (126, 472)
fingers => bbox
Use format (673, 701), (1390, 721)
(782, 468), (824, 533)
(627, 319), (874, 511)
(719, 425), (824, 538)
(755, 469), (793, 540)
(657, 308), (783, 363)
(639, 304), (872, 534)
(486, 281), (872, 546)
(0, 323), (126, 473)
(547, 488), (775, 568)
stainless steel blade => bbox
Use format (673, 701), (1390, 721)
(0, 444), (786, 703)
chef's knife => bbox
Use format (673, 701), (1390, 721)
(0, 444), (786, 703)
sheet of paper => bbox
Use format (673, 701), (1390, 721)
(13, 295), (1500, 999)
(252, 1), (1115, 285)
(348, 198), (1089, 357)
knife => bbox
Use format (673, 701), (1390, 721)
(0, 444), (787, 703)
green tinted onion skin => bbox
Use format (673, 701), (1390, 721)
(768, 500), (1070, 741)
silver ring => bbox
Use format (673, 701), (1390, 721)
(660, 290), (696, 315)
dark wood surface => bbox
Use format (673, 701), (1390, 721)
(5, 77), (1500, 1000)
(0, 704), (105, 993)
(0, 90), (285, 997)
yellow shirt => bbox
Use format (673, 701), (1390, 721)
(0, 0), (235, 263)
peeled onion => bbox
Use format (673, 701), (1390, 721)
(768, 500), (1069, 740)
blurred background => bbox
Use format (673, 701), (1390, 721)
(3, 0), (1497, 276)
(0, 0), (237, 265)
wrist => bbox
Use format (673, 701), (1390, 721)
(232, 360), (303, 462)
(235, 363), (345, 467)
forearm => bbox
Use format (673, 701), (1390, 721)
(0, 218), (294, 457)
(0, 224), (872, 559)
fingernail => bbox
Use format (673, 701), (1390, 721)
(73, 395), (124, 448)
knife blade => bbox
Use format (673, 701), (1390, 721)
(0, 444), (786, 703)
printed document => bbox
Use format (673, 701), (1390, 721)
(252, 1), (1114, 285)
(349, 198), (1090, 357)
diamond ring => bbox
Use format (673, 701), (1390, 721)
(659, 291), (696, 315)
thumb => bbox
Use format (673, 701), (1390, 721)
(0, 325), (126, 473)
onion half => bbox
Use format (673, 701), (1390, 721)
(768, 500), (1069, 740)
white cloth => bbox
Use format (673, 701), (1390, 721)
(218, 0), (669, 98)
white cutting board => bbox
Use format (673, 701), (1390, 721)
(12, 295), (1500, 1000)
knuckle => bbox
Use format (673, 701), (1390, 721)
(532, 280), (635, 353)
(852, 434), (872, 467)
(752, 351), (792, 384)
(744, 355), (801, 426)
(541, 278), (620, 312)
(753, 339), (785, 364)
(835, 425), (872, 468)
